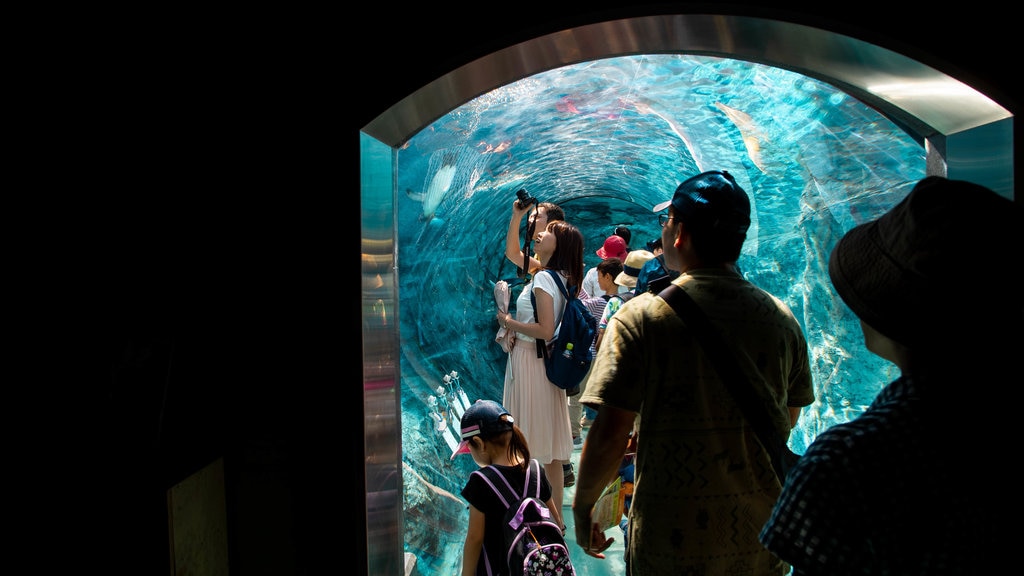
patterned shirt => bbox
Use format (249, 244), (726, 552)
(597, 293), (629, 331)
(580, 294), (610, 355)
(759, 376), (996, 575)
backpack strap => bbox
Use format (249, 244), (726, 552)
(476, 465), (520, 508)
(549, 270), (571, 300)
(475, 460), (542, 503)
(531, 270), (572, 359)
(524, 459), (540, 499)
(474, 465), (521, 576)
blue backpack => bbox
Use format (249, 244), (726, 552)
(477, 459), (576, 576)
(531, 270), (597, 391)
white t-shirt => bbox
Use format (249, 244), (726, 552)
(582, 265), (626, 299)
(514, 270), (567, 342)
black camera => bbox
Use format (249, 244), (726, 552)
(515, 189), (536, 209)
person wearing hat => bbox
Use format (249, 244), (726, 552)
(582, 234), (630, 298)
(453, 399), (562, 576)
(635, 237), (678, 294)
(760, 176), (1021, 576)
(573, 170), (815, 575)
(593, 249), (655, 352)
(497, 218), (586, 529)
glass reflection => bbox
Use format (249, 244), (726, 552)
(396, 54), (922, 575)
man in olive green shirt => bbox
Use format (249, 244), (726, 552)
(573, 170), (815, 576)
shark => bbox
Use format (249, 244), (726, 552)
(714, 101), (769, 174)
(631, 99), (706, 172)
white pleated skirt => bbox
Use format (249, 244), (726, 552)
(502, 340), (573, 465)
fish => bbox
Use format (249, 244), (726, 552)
(477, 139), (512, 154)
(714, 101), (769, 173)
(407, 161), (457, 220)
(472, 169), (528, 193)
(631, 99), (706, 172)
(557, 96), (581, 114)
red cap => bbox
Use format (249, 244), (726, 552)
(596, 235), (628, 260)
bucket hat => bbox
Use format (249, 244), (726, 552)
(615, 250), (656, 288)
(828, 175), (1023, 347)
(596, 235), (629, 260)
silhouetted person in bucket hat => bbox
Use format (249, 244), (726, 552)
(760, 175), (1023, 576)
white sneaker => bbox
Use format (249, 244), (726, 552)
(573, 435), (583, 449)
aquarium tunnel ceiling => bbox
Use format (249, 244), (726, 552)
(364, 11), (1014, 453)
(360, 13), (1014, 575)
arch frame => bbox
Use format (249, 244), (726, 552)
(359, 13), (1013, 575)
(364, 14), (1012, 195)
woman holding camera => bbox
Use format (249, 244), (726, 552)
(496, 199), (585, 529)
(503, 195), (565, 274)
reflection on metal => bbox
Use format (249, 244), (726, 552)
(361, 134), (404, 576)
(360, 12), (1014, 576)
(363, 14), (1011, 198)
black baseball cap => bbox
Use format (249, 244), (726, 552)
(652, 170), (751, 237)
(450, 400), (515, 459)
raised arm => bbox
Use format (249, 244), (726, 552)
(505, 200), (540, 272)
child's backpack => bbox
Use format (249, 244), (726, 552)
(531, 270), (597, 392)
(608, 290), (636, 308)
(477, 459), (576, 576)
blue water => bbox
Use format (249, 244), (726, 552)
(395, 54), (923, 575)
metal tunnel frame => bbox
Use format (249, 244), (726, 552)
(359, 13), (1013, 575)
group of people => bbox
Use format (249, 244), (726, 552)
(454, 170), (1019, 576)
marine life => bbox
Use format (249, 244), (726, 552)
(477, 139), (512, 154)
(632, 99), (706, 172)
(472, 169), (528, 193)
(556, 96), (581, 114)
(407, 160), (456, 220)
(715, 101), (769, 173)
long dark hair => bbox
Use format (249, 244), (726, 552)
(543, 220), (585, 297)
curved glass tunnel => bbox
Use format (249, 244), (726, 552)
(360, 15), (1013, 576)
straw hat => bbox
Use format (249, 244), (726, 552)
(615, 250), (656, 288)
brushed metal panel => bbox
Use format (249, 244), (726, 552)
(363, 14), (1010, 152)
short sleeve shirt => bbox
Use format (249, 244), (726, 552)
(598, 294), (627, 331)
(462, 462), (553, 576)
(513, 270), (567, 342)
(580, 269), (815, 575)
(582, 266), (603, 298)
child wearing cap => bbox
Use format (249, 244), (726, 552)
(453, 399), (563, 576)
(582, 234), (629, 298)
(593, 249), (655, 352)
